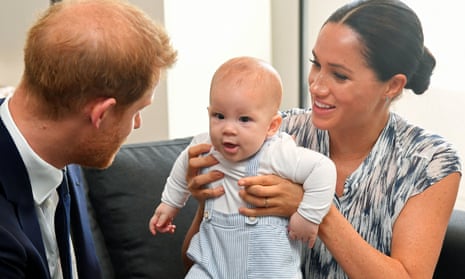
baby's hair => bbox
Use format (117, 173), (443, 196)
(210, 56), (283, 113)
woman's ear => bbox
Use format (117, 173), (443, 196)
(88, 98), (117, 128)
(385, 73), (407, 100)
(267, 114), (282, 137)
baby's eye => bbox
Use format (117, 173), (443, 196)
(213, 112), (225, 119)
(239, 116), (251, 123)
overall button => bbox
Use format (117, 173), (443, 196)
(246, 216), (258, 225)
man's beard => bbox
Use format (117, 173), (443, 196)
(74, 128), (125, 169)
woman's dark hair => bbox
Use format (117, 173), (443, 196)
(325, 0), (435, 94)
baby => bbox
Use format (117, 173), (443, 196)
(149, 56), (336, 278)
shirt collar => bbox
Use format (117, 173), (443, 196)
(0, 96), (62, 205)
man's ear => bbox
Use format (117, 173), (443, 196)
(385, 73), (407, 100)
(267, 114), (282, 137)
(88, 98), (117, 128)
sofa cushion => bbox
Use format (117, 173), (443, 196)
(83, 137), (195, 279)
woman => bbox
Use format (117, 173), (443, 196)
(183, 0), (462, 278)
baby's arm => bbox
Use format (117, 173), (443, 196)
(290, 153), (336, 247)
(149, 142), (190, 236)
(297, 154), (336, 220)
(149, 202), (180, 235)
(149, 133), (211, 236)
(288, 212), (319, 248)
(287, 155), (334, 248)
(264, 133), (336, 246)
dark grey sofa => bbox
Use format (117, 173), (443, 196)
(81, 137), (465, 279)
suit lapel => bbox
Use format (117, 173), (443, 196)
(0, 109), (48, 264)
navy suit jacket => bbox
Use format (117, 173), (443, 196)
(0, 98), (102, 278)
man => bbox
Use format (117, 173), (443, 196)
(0, 0), (177, 278)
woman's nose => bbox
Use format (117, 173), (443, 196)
(309, 71), (329, 96)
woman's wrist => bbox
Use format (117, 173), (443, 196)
(318, 205), (337, 237)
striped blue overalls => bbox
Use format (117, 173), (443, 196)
(185, 147), (303, 279)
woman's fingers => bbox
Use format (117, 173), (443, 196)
(188, 171), (224, 201)
(186, 143), (224, 202)
(186, 143), (216, 180)
(238, 174), (303, 217)
(188, 170), (223, 190)
(238, 174), (282, 190)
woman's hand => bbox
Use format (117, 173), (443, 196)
(237, 174), (304, 217)
(186, 143), (224, 202)
(183, 143), (224, 271)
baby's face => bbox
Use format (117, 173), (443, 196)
(208, 82), (276, 162)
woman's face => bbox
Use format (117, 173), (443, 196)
(308, 22), (390, 133)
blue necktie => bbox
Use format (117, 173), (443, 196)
(55, 169), (73, 279)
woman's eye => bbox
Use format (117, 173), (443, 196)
(239, 116), (251, 122)
(310, 57), (348, 81)
(334, 72), (348, 81)
(309, 58), (320, 68)
(213, 113), (225, 119)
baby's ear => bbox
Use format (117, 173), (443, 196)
(267, 114), (282, 136)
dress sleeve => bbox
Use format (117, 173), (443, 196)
(423, 140), (462, 190)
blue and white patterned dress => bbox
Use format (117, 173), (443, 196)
(280, 108), (462, 279)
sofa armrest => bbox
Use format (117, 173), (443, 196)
(433, 209), (465, 279)
(83, 137), (195, 279)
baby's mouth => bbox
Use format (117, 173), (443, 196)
(223, 142), (239, 153)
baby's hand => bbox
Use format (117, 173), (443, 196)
(288, 212), (319, 248)
(149, 203), (179, 235)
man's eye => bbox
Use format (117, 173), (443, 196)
(239, 116), (251, 122)
(213, 113), (225, 119)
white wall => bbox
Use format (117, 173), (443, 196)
(0, 1), (49, 87)
(163, 0), (272, 139)
(119, 0), (169, 143)
(162, 1), (300, 139)
(133, 0), (299, 141)
(271, 0), (300, 111)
